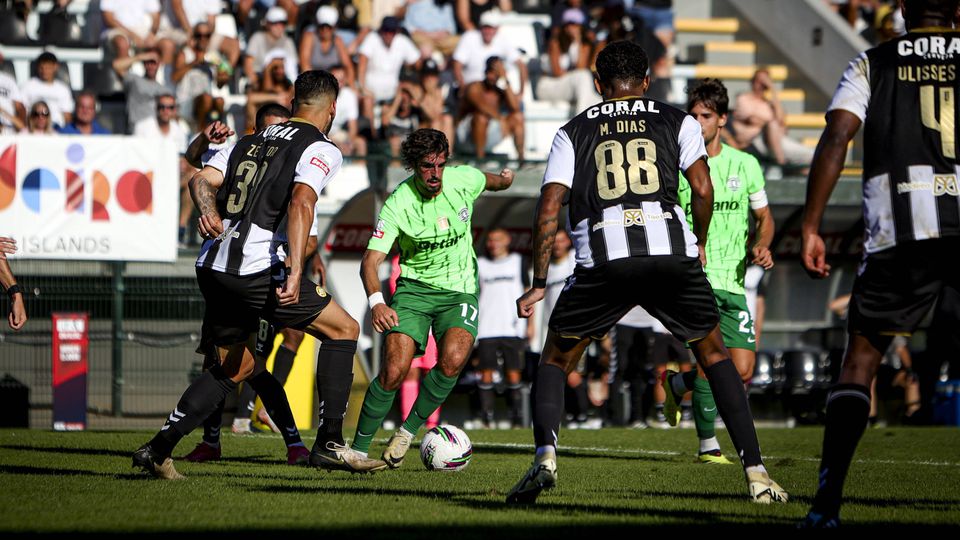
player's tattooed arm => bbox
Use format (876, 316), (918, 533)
(684, 157), (713, 266)
(189, 166), (225, 238)
(517, 183), (566, 318)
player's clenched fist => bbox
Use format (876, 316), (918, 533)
(516, 287), (544, 319)
(371, 303), (399, 333)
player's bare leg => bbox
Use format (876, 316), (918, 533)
(385, 328), (475, 468)
(506, 331), (591, 504)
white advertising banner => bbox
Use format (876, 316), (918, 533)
(0, 135), (179, 262)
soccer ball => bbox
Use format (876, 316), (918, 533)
(419, 425), (472, 471)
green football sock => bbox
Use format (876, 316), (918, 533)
(401, 369), (458, 435)
(692, 375), (718, 440)
(351, 379), (396, 453)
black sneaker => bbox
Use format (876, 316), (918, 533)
(132, 444), (184, 480)
(797, 511), (840, 528)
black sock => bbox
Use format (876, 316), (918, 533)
(507, 383), (523, 424)
(704, 359), (762, 466)
(478, 383), (495, 423)
(533, 364), (566, 448)
(149, 366), (237, 457)
(272, 344), (297, 386)
(248, 371), (301, 446)
(202, 398), (224, 446)
(681, 370), (698, 392)
(812, 383), (871, 517)
(628, 373), (646, 423)
(236, 381), (257, 419)
(574, 380), (589, 420)
(314, 339), (355, 447)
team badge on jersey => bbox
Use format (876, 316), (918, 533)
(727, 176), (741, 191)
(373, 219), (385, 239)
(438, 216), (450, 231)
(316, 286), (328, 298)
(458, 208), (469, 222)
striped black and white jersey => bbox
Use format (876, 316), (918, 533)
(196, 119), (342, 275)
(542, 97), (706, 268)
(829, 30), (960, 254)
(477, 252), (530, 339)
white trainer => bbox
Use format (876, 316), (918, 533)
(382, 429), (414, 469)
(747, 471), (789, 504)
(505, 457), (558, 504)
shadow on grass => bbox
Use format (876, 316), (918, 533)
(473, 444), (674, 463)
(1, 463), (153, 481)
(0, 444), (130, 458)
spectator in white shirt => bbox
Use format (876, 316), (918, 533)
(356, 16), (422, 137)
(133, 94), (193, 243)
(452, 9), (527, 94)
(244, 6), (299, 89)
(101, 0), (162, 61)
(0, 53), (26, 134)
(20, 52), (74, 128)
(328, 64), (366, 157)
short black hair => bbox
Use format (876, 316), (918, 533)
(903, 0), (960, 26)
(595, 40), (648, 89)
(400, 128), (449, 171)
(255, 103), (292, 130)
(37, 51), (58, 64)
(687, 78), (729, 116)
(294, 70), (339, 109)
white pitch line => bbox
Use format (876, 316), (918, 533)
(237, 433), (960, 467)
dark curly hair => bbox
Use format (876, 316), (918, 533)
(400, 128), (450, 171)
(595, 40), (648, 90)
(687, 78), (729, 116)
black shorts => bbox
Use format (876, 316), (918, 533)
(477, 337), (526, 371)
(549, 256), (719, 343)
(196, 264), (331, 351)
(849, 237), (960, 336)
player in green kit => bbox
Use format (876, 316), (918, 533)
(671, 79), (775, 463)
(351, 128), (514, 468)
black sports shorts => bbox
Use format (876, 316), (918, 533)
(477, 337), (526, 371)
(549, 256), (718, 343)
(196, 263), (331, 351)
(848, 237), (960, 335)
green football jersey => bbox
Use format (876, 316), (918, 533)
(678, 144), (765, 294)
(367, 165), (486, 295)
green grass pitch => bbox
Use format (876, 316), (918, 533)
(1, 427), (958, 533)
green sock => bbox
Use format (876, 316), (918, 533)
(351, 379), (396, 453)
(692, 376), (718, 440)
(401, 369), (458, 435)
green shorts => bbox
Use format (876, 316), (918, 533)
(715, 290), (756, 352)
(388, 278), (479, 355)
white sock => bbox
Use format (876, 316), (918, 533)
(745, 464), (767, 476)
(233, 418), (251, 430)
(535, 445), (556, 462)
(699, 437), (720, 454)
(399, 427), (415, 438)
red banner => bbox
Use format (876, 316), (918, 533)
(52, 313), (88, 431)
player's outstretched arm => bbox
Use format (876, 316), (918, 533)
(278, 183), (319, 306)
(751, 205), (775, 269)
(483, 168), (514, 192)
(189, 166), (226, 240)
(801, 109), (861, 279)
(184, 121), (235, 169)
(684, 158), (713, 266)
(517, 182), (566, 318)
(361, 249), (399, 332)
